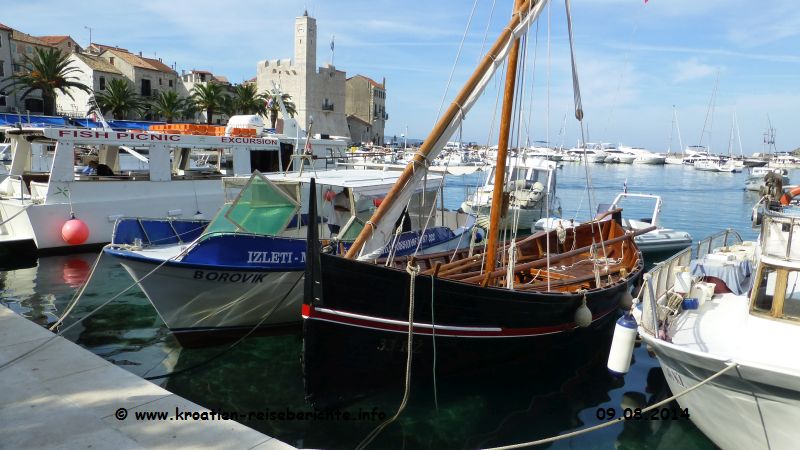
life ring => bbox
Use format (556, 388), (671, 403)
(779, 186), (800, 205)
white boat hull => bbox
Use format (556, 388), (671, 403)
(117, 257), (303, 339)
(0, 180), (223, 249)
(634, 229), (692, 253)
(644, 335), (800, 450)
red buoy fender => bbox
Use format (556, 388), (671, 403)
(61, 218), (90, 245)
(780, 186), (800, 206)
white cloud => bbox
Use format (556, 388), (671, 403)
(671, 58), (717, 83)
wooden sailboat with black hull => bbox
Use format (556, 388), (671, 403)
(302, 0), (647, 406)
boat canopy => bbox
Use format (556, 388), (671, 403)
(206, 172), (300, 236)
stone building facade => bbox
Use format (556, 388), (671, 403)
(256, 12), (349, 138)
(0, 23), (15, 112)
(346, 75), (387, 145)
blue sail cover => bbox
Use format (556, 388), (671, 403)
(0, 113), (68, 127)
(107, 120), (165, 130)
(71, 118), (102, 128)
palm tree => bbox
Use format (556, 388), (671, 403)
(88, 78), (146, 120)
(191, 83), (226, 125)
(149, 91), (189, 123)
(219, 94), (237, 118)
(2, 47), (91, 116)
(232, 84), (265, 115)
(263, 92), (297, 129)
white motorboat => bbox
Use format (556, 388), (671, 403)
(636, 200), (800, 450)
(602, 146), (636, 164)
(618, 145), (667, 165)
(602, 192), (691, 253)
(745, 167), (790, 192)
(104, 170), (481, 346)
(461, 157), (561, 232)
(693, 156), (738, 172)
(525, 143), (564, 162)
(0, 121), (348, 251)
(566, 145), (607, 163)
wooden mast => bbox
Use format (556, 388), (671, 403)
(344, 0), (542, 259)
(484, 0), (525, 276)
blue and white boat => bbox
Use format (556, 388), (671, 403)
(104, 170), (481, 346)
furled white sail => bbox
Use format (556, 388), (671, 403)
(357, 0), (549, 259)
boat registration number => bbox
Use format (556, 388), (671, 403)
(664, 366), (686, 388)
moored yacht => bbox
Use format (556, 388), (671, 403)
(637, 199), (800, 450)
(618, 145), (666, 165)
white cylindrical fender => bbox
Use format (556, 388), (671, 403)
(607, 313), (638, 375)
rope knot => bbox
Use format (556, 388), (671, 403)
(406, 261), (421, 276)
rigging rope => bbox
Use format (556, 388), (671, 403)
(435, 0), (481, 122)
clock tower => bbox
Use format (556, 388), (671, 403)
(294, 11), (316, 74)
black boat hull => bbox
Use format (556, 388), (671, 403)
(302, 252), (641, 406)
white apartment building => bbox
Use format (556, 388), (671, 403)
(56, 53), (125, 117)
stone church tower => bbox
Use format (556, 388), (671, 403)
(257, 12), (349, 139)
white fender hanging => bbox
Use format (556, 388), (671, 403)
(607, 313), (638, 375)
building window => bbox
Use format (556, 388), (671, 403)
(159, 78), (162, 85)
(0, 92), (6, 107)
(168, 79), (173, 87)
(141, 79), (152, 96)
(109, 57), (115, 65)
(99, 76), (106, 90)
(0, 61), (4, 77)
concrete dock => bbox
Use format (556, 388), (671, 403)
(0, 305), (295, 449)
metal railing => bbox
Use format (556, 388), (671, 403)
(760, 211), (800, 262)
(640, 228), (744, 335)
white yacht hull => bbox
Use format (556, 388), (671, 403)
(0, 180), (223, 250)
(644, 335), (800, 450)
(634, 155), (667, 165)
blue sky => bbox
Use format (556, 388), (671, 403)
(6, 0), (799, 153)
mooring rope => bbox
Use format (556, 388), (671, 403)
(355, 261), (420, 450)
(483, 361), (739, 450)
(0, 242), (195, 373)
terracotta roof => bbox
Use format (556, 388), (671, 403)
(37, 35), (71, 45)
(91, 43), (130, 53)
(214, 75), (229, 84)
(0, 23), (12, 32)
(73, 53), (122, 75)
(11, 30), (53, 47)
(103, 48), (174, 74)
(141, 56), (175, 74)
(347, 74), (384, 89)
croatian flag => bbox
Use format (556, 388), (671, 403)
(266, 97), (274, 109)
(623, 179), (628, 193)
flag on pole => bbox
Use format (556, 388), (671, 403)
(623, 179), (628, 193)
(330, 35), (335, 52)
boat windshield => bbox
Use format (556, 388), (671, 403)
(204, 172), (299, 236)
(751, 264), (800, 322)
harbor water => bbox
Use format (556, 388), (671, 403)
(1, 162), (765, 449)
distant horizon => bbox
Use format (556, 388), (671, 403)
(4, 0), (798, 155)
